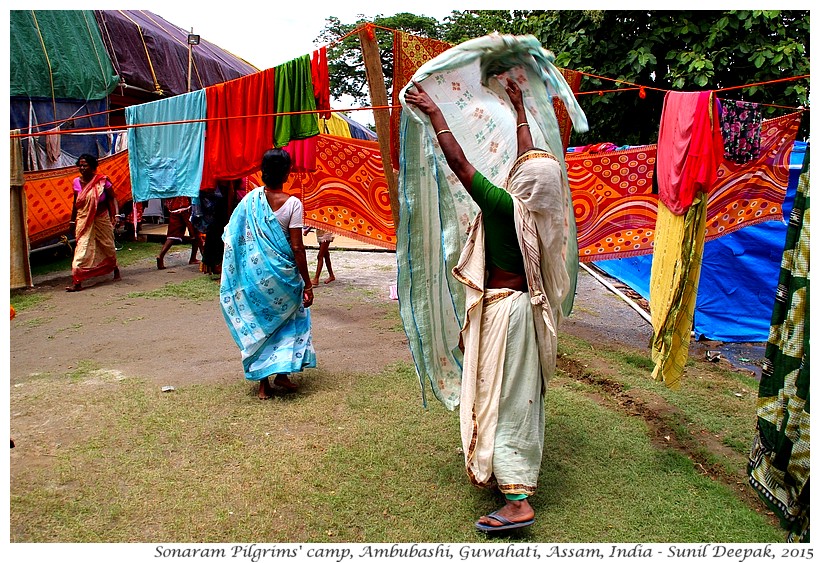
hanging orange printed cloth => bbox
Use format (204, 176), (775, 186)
(283, 134), (395, 249)
(390, 31), (453, 166)
(568, 111), (801, 262)
(201, 68), (276, 188)
(554, 68), (583, 151)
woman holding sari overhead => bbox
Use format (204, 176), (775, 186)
(66, 154), (121, 292)
(220, 149), (316, 400)
(406, 77), (572, 533)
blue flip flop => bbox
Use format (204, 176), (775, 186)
(475, 511), (534, 533)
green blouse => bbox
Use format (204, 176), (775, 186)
(470, 171), (525, 275)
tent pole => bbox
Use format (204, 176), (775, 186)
(579, 263), (652, 324)
(187, 28), (193, 93)
(10, 130), (34, 289)
(358, 27), (400, 229)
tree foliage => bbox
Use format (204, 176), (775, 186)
(518, 10), (810, 144)
(315, 13), (443, 107)
(319, 10), (809, 143)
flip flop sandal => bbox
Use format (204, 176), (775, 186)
(474, 511), (534, 533)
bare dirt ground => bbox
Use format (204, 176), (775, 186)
(10, 244), (763, 413)
(10, 248), (412, 390)
(10, 247), (658, 386)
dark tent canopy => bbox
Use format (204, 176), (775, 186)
(94, 10), (258, 99)
(10, 9), (259, 169)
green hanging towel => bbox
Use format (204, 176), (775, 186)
(274, 54), (320, 148)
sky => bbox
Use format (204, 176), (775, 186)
(155, 1), (462, 71)
(150, 1), (489, 125)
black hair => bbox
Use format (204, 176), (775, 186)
(260, 148), (292, 187)
(76, 153), (99, 170)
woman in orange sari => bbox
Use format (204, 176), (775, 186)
(66, 154), (121, 291)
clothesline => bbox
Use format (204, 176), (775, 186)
(576, 69), (809, 110)
(9, 105), (389, 139)
(13, 22), (809, 137)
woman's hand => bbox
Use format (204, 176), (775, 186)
(405, 81), (440, 117)
(505, 77), (525, 111)
(303, 287), (314, 308)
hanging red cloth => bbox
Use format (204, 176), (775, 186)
(311, 47), (331, 120)
(201, 68), (276, 189)
(656, 91), (724, 215)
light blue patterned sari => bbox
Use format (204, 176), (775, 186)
(220, 188), (316, 380)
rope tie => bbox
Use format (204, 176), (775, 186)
(119, 10), (163, 95)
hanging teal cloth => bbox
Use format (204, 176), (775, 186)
(125, 90), (206, 201)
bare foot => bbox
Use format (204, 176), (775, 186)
(113, 267), (122, 281)
(189, 259), (200, 265)
(258, 378), (273, 400)
(156, 257), (166, 270)
(273, 374), (298, 391)
(65, 283), (83, 292)
(324, 275), (335, 284)
(310, 278), (320, 287)
(476, 499), (534, 528)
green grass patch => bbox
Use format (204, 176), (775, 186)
(10, 291), (50, 313)
(127, 276), (219, 302)
(10, 357), (782, 543)
(558, 333), (760, 460)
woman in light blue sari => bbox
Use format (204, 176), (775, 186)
(220, 149), (316, 399)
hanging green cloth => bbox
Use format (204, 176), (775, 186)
(273, 54), (319, 148)
(748, 149), (810, 543)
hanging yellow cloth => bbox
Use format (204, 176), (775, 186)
(649, 195), (707, 389)
(318, 113), (352, 138)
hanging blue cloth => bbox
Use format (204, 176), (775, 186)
(220, 188), (316, 380)
(126, 90), (206, 201)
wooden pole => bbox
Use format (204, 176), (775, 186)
(10, 130), (33, 289)
(358, 26), (400, 229)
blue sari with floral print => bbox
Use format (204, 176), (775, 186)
(220, 188), (315, 380)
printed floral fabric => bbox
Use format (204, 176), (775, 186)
(720, 98), (763, 164)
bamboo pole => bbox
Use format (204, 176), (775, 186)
(358, 26), (400, 229)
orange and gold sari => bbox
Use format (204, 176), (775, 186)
(71, 174), (118, 284)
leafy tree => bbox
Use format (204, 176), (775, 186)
(441, 10), (529, 44)
(315, 13), (443, 107)
(518, 10), (810, 144)
(320, 10), (809, 144)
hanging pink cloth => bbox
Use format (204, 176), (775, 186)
(656, 91), (724, 214)
(283, 136), (318, 173)
(201, 68), (276, 189)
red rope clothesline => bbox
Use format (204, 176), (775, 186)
(9, 105), (394, 139)
(12, 20), (809, 137)
(575, 70), (809, 110)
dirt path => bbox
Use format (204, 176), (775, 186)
(11, 247), (661, 387)
(11, 249), (411, 390)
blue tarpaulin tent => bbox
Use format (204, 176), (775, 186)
(593, 141), (807, 342)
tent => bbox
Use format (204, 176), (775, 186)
(593, 141), (808, 343)
(9, 9), (258, 170)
